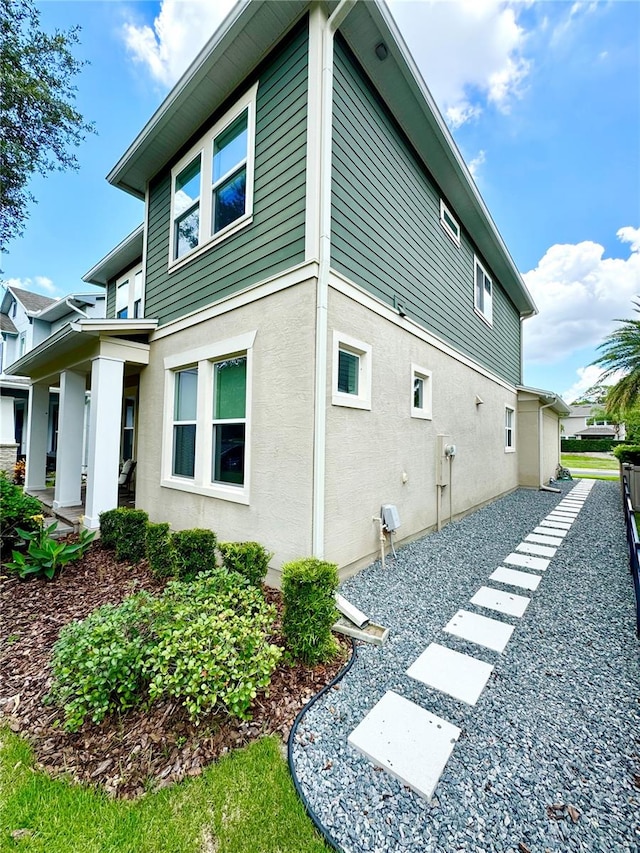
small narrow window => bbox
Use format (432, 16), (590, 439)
(474, 257), (493, 324)
(133, 271), (144, 319)
(212, 110), (248, 235)
(505, 406), (515, 451)
(332, 332), (372, 410)
(116, 278), (129, 319)
(172, 367), (198, 477)
(440, 199), (460, 246)
(212, 355), (247, 486)
(411, 364), (433, 419)
(173, 156), (202, 260)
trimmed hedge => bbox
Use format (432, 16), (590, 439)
(561, 439), (622, 453)
(172, 528), (217, 581)
(281, 557), (339, 664)
(218, 541), (272, 587)
(613, 445), (640, 465)
(146, 522), (176, 578)
(98, 508), (149, 563)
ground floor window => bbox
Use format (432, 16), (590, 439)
(411, 364), (433, 420)
(505, 405), (515, 451)
(332, 331), (372, 410)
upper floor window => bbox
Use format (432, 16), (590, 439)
(169, 84), (258, 267)
(474, 257), (493, 325)
(439, 199), (460, 246)
(115, 265), (144, 319)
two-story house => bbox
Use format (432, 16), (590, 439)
(7, 0), (568, 576)
(0, 286), (105, 474)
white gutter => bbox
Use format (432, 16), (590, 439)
(312, 0), (358, 559)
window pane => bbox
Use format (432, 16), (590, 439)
(213, 423), (245, 485)
(414, 376), (424, 409)
(173, 424), (196, 478)
(174, 368), (198, 421)
(124, 399), (135, 428)
(175, 207), (200, 258)
(475, 267), (484, 310)
(117, 307), (128, 319)
(133, 299), (141, 319)
(174, 157), (201, 216)
(122, 429), (134, 462)
(338, 350), (359, 395)
(213, 169), (246, 233)
(213, 357), (246, 419)
(134, 271), (143, 300)
(213, 112), (248, 183)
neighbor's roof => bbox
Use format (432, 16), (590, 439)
(106, 0), (536, 318)
(575, 426), (617, 437)
(2, 286), (58, 315)
(0, 313), (18, 334)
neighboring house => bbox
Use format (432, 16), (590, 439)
(7, 0), (568, 577)
(561, 405), (625, 440)
(0, 286), (105, 472)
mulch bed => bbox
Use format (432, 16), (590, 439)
(0, 543), (351, 798)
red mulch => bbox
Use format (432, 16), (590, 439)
(0, 544), (350, 798)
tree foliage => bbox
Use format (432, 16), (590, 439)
(0, 0), (94, 252)
(592, 300), (640, 415)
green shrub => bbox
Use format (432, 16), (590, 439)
(173, 528), (217, 581)
(115, 509), (149, 564)
(561, 438), (622, 453)
(0, 472), (42, 554)
(47, 593), (153, 731)
(146, 522), (176, 578)
(281, 557), (339, 665)
(143, 571), (281, 721)
(613, 444), (640, 465)
(98, 508), (121, 550)
(218, 541), (272, 587)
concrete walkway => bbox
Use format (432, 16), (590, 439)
(292, 480), (640, 852)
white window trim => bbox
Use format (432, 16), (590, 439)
(505, 405), (515, 452)
(474, 256), (493, 327)
(439, 199), (460, 247)
(331, 331), (372, 410)
(161, 330), (256, 504)
(168, 83), (258, 272)
(410, 364), (433, 420)
(115, 263), (144, 320)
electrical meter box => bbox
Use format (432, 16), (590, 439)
(436, 435), (452, 486)
(381, 504), (400, 532)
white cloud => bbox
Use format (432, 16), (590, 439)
(4, 276), (59, 297)
(123, 0), (236, 87)
(388, 0), (531, 126)
(523, 227), (640, 365)
(560, 364), (621, 406)
(468, 149), (487, 178)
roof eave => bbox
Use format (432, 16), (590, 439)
(83, 224), (145, 285)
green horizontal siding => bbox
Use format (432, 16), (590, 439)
(106, 280), (115, 319)
(144, 23), (308, 326)
(331, 39), (522, 386)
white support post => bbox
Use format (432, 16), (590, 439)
(54, 370), (86, 509)
(24, 383), (49, 491)
(84, 356), (124, 529)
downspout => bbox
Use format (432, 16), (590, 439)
(312, 0), (358, 558)
(538, 397), (558, 489)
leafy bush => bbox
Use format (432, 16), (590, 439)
(561, 438), (622, 453)
(0, 472), (42, 554)
(173, 528), (217, 581)
(613, 444), (640, 465)
(218, 541), (272, 587)
(143, 571), (281, 721)
(281, 557), (339, 664)
(115, 509), (149, 564)
(6, 516), (94, 580)
(47, 569), (281, 731)
(146, 522), (176, 578)
(47, 593), (153, 731)
(98, 508), (120, 550)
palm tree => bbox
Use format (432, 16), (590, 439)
(592, 300), (640, 413)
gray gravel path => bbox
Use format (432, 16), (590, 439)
(292, 480), (640, 853)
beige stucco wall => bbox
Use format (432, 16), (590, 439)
(542, 407), (561, 485)
(517, 395), (541, 488)
(136, 279), (317, 569)
(323, 287), (519, 571)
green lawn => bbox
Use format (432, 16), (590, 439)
(0, 731), (328, 853)
(561, 453), (619, 471)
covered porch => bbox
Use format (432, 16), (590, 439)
(5, 318), (156, 529)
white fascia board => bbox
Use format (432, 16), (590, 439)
(83, 224), (145, 285)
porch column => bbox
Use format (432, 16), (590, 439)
(84, 356), (124, 529)
(54, 370), (85, 509)
(0, 396), (18, 475)
(24, 383), (49, 490)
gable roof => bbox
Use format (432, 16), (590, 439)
(107, 0), (536, 319)
(0, 313), (18, 334)
(3, 286), (58, 315)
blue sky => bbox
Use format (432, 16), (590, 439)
(3, 0), (639, 403)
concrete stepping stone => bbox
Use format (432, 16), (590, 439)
(504, 552), (550, 571)
(541, 518), (572, 529)
(470, 585), (531, 618)
(548, 509), (578, 517)
(347, 690), (461, 801)
(533, 525), (568, 538)
(489, 566), (542, 591)
(443, 609), (515, 653)
(406, 643), (494, 705)
(516, 541), (556, 557)
(526, 532), (563, 546)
